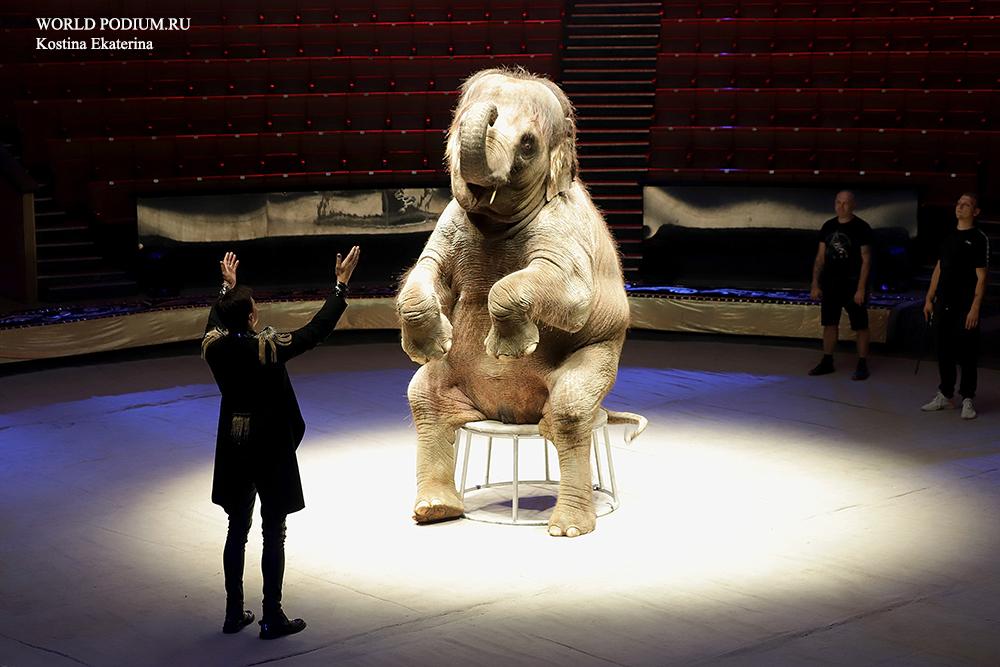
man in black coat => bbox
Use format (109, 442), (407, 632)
(203, 247), (360, 639)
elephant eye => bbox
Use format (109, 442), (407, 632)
(520, 134), (536, 154)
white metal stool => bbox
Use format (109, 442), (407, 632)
(454, 409), (618, 525)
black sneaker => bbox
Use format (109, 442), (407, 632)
(259, 611), (307, 640)
(851, 360), (870, 381)
(222, 610), (255, 634)
(808, 359), (835, 376)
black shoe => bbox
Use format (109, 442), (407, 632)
(259, 613), (307, 640)
(222, 610), (255, 634)
(851, 361), (870, 381)
(808, 359), (835, 376)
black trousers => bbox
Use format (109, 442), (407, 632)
(935, 301), (980, 400)
(223, 485), (288, 618)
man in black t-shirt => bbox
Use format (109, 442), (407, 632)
(809, 190), (873, 380)
(921, 193), (989, 419)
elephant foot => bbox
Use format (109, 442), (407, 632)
(402, 313), (453, 365)
(485, 319), (539, 359)
(413, 483), (464, 524)
(547, 502), (596, 538)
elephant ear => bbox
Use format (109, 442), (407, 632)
(546, 121), (577, 202)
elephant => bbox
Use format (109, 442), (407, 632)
(396, 68), (645, 538)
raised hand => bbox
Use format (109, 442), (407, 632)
(336, 245), (361, 285)
(220, 251), (239, 288)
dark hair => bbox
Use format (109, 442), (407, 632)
(960, 192), (980, 208)
(216, 285), (254, 332)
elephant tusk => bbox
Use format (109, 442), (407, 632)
(489, 188), (498, 205)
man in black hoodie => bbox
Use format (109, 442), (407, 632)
(203, 247), (360, 638)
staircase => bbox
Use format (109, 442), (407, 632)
(2, 124), (136, 304)
(560, 0), (662, 282)
(32, 178), (135, 302)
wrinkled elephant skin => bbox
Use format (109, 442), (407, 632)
(397, 69), (631, 537)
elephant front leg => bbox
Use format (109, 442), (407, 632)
(484, 260), (593, 359)
(484, 278), (540, 359)
(398, 260), (454, 365)
(408, 364), (483, 523)
(484, 313), (539, 359)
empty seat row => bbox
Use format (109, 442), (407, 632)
(9, 20), (561, 63)
(11, 0), (562, 27)
(655, 88), (1000, 130)
(662, 0), (1000, 18)
(1, 53), (557, 99)
(649, 125), (998, 172)
(51, 129), (449, 206)
(660, 16), (1000, 53)
(17, 91), (459, 157)
(656, 51), (1000, 88)
(47, 125), (995, 200)
(48, 129), (449, 181)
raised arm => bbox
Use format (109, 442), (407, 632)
(205, 251), (240, 333)
(263, 246), (361, 364)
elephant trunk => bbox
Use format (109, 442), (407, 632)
(459, 102), (504, 187)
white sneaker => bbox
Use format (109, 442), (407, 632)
(961, 398), (977, 420)
(921, 391), (954, 411)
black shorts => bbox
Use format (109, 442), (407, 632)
(820, 282), (869, 330)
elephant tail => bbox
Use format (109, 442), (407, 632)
(603, 409), (648, 444)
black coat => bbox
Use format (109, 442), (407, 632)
(203, 292), (347, 515)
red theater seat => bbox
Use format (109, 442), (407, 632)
(729, 127), (773, 169)
(258, 134), (304, 172)
(308, 133), (346, 171)
(337, 24), (385, 57)
(385, 130), (442, 170)
(256, 0), (305, 25)
(340, 132), (388, 171)
(304, 95), (350, 130)
(134, 138), (178, 178)
(229, 97), (270, 132)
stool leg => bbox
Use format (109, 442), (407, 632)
(604, 425), (618, 504)
(512, 435), (519, 522)
(592, 430), (605, 492)
(485, 436), (493, 485)
(544, 439), (551, 482)
(460, 430), (472, 502)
